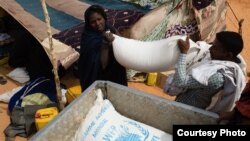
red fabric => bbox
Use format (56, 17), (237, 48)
(236, 99), (250, 118)
(242, 80), (250, 95)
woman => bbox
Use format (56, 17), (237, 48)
(79, 5), (127, 91)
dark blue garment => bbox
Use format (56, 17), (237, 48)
(79, 24), (127, 91)
(8, 77), (58, 112)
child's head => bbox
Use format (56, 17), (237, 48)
(209, 31), (243, 62)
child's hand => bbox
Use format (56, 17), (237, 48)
(177, 36), (190, 54)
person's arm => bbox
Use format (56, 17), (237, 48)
(173, 36), (224, 89)
(173, 54), (224, 89)
(173, 36), (193, 87)
(100, 32), (115, 69)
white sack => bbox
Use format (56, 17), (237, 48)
(112, 35), (200, 72)
(75, 89), (172, 141)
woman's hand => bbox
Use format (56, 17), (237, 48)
(103, 32), (115, 43)
(177, 36), (190, 54)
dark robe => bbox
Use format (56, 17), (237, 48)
(79, 23), (127, 91)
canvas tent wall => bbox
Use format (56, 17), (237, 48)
(128, 0), (227, 43)
(0, 0), (91, 41)
(1, 0), (228, 81)
(0, 0), (60, 41)
(0, 0), (146, 71)
(0, 0), (91, 70)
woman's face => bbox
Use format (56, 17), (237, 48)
(89, 12), (105, 32)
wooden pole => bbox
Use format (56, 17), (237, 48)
(41, 0), (64, 111)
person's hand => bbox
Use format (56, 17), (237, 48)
(103, 32), (115, 43)
(177, 36), (190, 54)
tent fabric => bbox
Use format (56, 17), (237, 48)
(15, 0), (82, 31)
(79, 0), (149, 13)
(129, 3), (169, 40)
(0, 0), (59, 41)
(192, 0), (214, 10)
(0, 0), (144, 71)
(121, 0), (170, 9)
(129, 0), (199, 41)
(0, 0), (89, 70)
(46, 0), (90, 20)
(129, 0), (226, 42)
(193, 0), (227, 43)
(122, 0), (215, 10)
(127, 0), (197, 80)
(127, 0), (226, 80)
(141, 0), (187, 41)
(0, 0), (95, 41)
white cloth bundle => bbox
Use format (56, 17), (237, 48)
(7, 67), (30, 83)
(112, 35), (200, 72)
(192, 60), (246, 112)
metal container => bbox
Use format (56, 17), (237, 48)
(30, 81), (218, 141)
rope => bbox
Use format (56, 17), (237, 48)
(227, 2), (239, 22)
(227, 1), (244, 35)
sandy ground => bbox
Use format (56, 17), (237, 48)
(0, 0), (250, 140)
